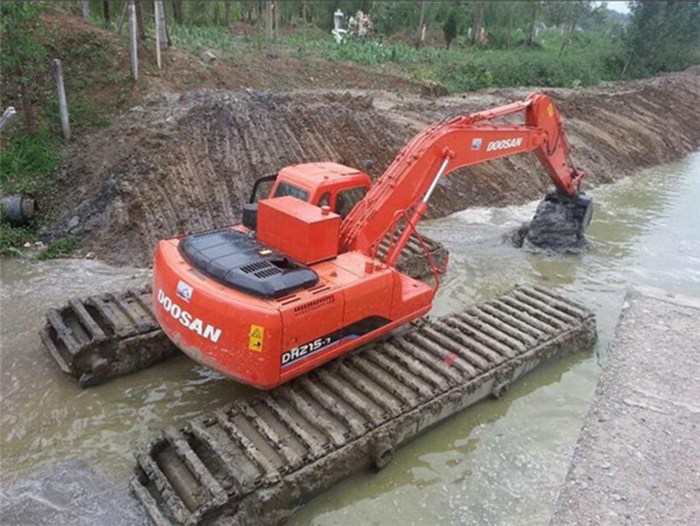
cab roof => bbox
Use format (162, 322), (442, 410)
(279, 162), (368, 188)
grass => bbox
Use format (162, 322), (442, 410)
(167, 24), (628, 93)
(0, 126), (61, 195)
(1, 6), (125, 258)
(169, 23), (249, 59)
(318, 30), (627, 91)
(0, 224), (79, 260)
(36, 236), (78, 260)
(0, 224), (36, 257)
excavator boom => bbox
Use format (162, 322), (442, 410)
(340, 93), (585, 259)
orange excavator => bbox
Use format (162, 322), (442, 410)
(153, 93), (591, 389)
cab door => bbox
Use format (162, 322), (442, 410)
(333, 186), (368, 219)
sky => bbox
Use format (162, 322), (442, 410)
(603, 1), (631, 14)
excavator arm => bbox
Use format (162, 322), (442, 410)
(339, 93), (586, 263)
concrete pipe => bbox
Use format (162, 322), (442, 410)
(1, 195), (37, 226)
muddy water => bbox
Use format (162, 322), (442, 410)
(1, 153), (699, 524)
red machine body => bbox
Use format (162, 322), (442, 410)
(153, 93), (587, 389)
(257, 197), (341, 265)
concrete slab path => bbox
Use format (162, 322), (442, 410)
(551, 289), (700, 525)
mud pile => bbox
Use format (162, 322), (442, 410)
(51, 91), (410, 265)
(49, 70), (700, 265)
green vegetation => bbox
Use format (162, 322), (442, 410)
(316, 30), (625, 91)
(36, 236), (79, 260)
(624, 1), (700, 76)
(1, 3), (125, 256)
(152, 1), (697, 92)
(0, 3), (56, 254)
(0, 126), (60, 194)
(0, 3), (57, 195)
(0, 224), (35, 257)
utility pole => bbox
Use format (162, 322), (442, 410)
(128, 0), (138, 80)
(52, 59), (71, 141)
(265, 2), (274, 40)
(154, 1), (163, 69)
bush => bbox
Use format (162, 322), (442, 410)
(317, 27), (625, 93)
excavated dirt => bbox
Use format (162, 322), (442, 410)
(48, 70), (700, 266)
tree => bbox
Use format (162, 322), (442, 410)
(471, 1), (485, 45)
(171, 0), (183, 24)
(558, 2), (595, 56)
(134, 0), (145, 39)
(525, 1), (542, 47)
(415, 0), (427, 48)
(443, 8), (458, 49)
(103, 0), (111, 28)
(624, 1), (700, 75)
(504, 5), (514, 48)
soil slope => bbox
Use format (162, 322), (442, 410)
(49, 70), (700, 266)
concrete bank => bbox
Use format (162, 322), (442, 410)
(551, 289), (700, 526)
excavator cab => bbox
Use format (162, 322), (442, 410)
(242, 163), (370, 230)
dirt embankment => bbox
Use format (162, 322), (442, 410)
(381, 70), (700, 216)
(51, 91), (408, 265)
(49, 70), (700, 266)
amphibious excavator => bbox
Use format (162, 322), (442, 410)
(152, 92), (592, 389)
(40, 93), (597, 525)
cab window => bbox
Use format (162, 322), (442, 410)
(274, 182), (309, 202)
(335, 187), (367, 219)
(318, 192), (331, 207)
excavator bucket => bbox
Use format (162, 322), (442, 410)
(512, 190), (593, 253)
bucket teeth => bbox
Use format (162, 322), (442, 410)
(131, 286), (597, 525)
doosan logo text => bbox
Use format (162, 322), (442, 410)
(487, 137), (523, 152)
(157, 289), (222, 343)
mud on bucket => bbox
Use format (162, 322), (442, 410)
(509, 189), (593, 253)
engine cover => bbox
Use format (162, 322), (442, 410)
(179, 228), (318, 298)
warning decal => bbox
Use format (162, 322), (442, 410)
(249, 325), (264, 352)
